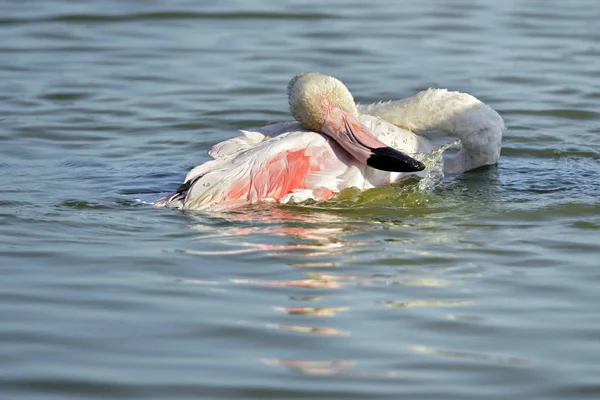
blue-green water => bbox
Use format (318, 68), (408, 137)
(2, 1), (600, 399)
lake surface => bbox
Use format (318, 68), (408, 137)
(1, 0), (600, 399)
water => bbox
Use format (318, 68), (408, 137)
(1, 0), (600, 398)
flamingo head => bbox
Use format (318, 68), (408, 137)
(287, 72), (425, 173)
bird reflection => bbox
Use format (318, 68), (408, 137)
(266, 323), (349, 337)
(273, 306), (350, 317)
(232, 278), (341, 289)
(262, 359), (403, 377)
(176, 204), (471, 376)
(184, 205), (368, 260)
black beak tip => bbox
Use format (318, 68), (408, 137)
(367, 146), (427, 173)
(410, 159), (427, 172)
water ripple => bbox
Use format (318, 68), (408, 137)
(0, 11), (336, 25)
(2, 1), (600, 399)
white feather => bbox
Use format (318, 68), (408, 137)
(159, 80), (504, 210)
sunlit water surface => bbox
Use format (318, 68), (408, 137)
(1, 1), (600, 399)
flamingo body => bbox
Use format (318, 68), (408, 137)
(157, 77), (504, 211)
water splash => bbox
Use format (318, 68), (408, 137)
(415, 139), (460, 192)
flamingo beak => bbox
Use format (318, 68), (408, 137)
(321, 107), (426, 173)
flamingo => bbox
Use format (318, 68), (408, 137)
(156, 72), (504, 210)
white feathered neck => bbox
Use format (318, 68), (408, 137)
(358, 88), (504, 173)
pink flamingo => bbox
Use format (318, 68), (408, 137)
(157, 73), (503, 210)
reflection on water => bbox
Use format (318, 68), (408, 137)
(379, 300), (469, 308)
(169, 202), (490, 380)
(407, 345), (543, 368)
(177, 204), (464, 292)
(265, 323), (349, 337)
(273, 306), (349, 317)
(179, 199), (461, 258)
(263, 359), (403, 378)
(3, 0), (600, 398)
(234, 278), (341, 289)
(182, 206), (366, 258)
(172, 202), (490, 379)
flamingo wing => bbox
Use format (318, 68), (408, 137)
(168, 129), (351, 210)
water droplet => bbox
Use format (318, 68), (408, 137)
(415, 139), (460, 191)
(203, 182), (210, 187)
